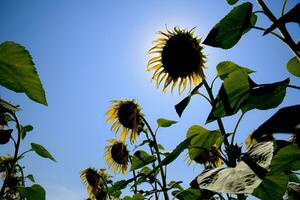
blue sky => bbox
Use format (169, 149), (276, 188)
(0, 0), (299, 199)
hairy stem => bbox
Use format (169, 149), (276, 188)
(141, 116), (169, 200)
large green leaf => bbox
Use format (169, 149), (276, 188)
(207, 69), (250, 123)
(108, 180), (129, 194)
(252, 105), (300, 140)
(18, 184), (46, 200)
(130, 150), (156, 171)
(287, 56), (300, 77)
(270, 144), (300, 174)
(252, 173), (288, 200)
(0, 41), (47, 105)
(172, 188), (202, 200)
(31, 143), (56, 162)
(186, 125), (222, 160)
(216, 61), (254, 80)
(241, 78), (289, 112)
(124, 193), (144, 200)
(203, 2), (253, 49)
(157, 118), (177, 128)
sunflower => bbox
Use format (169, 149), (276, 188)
(106, 100), (143, 143)
(187, 146), (222, 168)
(148, 27), (206, 94)
(105, 139), (129, 174)
(80, 168), (110, 199)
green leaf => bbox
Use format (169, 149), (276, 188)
(157, 144), (165, 150)
(241, 78), (289, 112)
(252, 173), (288, 200)
(175, 82), (204, 117)
(108, 180), (129, 195)
(157, 118), (177, 128)
(172, 188), (202, 200)
(130, 150), (156, 171)
(203, 2), (253, 49)
(288, 173), (300, 183)
(0, 98), (20, 113)
(168, 181), (184, 191)
(18, 184), (46, 200)
(124, 193), (144, 200)
(21, 125), (34, 140)
(186, 125), (222, 160)
(0, 41), (47, 105)
(26, 174), (35, 183)
(216, 61), (254, 80)
(252, 105), (300, 141)
(226, 0), (239, 5)
(175, 95), (191, 117)
(207, 69), (250, 123)
(159, 136), (194, 166)
(31, 143), (56, 162)
(270, 144), (300, 174)
(287, 57), (300, 77)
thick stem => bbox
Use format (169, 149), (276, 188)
(257, 0), (299, 58)
(129, 157), (138, 194)
(141, 116), (169, 200)
(143, 131), (159, 200)
(0, 112), (22, 198)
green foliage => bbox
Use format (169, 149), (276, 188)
(157, 118), (177, 128)
(172, 188), (202, 200)
(186, 125), (222, 160)
(270, 144), (300, 174)
(31, 143), (56, 162)
(124, 193), (144, 200)
(21, 125), (34, 140)
(226, 0), (239, 5)
(287, 56), (300, 77)
(252, 173), (289, 200)
(216, 61), (254, 80)
(203, 2), (253, 49)
(0, 41), (47, 105)
(18, 184), (46, 200)
(130, 150), (156, 171)
(26, 174), (35, 183)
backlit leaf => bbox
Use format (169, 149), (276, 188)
(203, 2), (253, 49)
(157, 118), (177, 128)
(287, 56), (300, 77)
(0, 41), (47, 105)
(130, 150), (156, 171)
(31, 143), (56, 162)
(18, 184), (46, 200)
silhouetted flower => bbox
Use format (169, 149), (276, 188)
(106, 100), (142, 143)
(148, 27), (206, 94)
(105, 140), (129, 174)
(188, 146), (222, 167)
(80, 168), (110, 200)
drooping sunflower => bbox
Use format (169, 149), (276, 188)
(80, 167), (110, 200)
(106, 100), (143, 143)
(105, 139), (129, 174)
(187, 146), (222, 168)
(148, 27), (206, 94)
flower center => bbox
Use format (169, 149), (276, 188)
(117, 102), (139, 129)
(85, 169), (100, 187)
(162, 33), (202, 79)
(111, 143), (128, 165)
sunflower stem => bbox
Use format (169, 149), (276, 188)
(129, 156), (138, 194)
(257, 0), (300, 58)
(141, 116), (169, 200)
(0, 112), (22, 198)
(143, 130), (159, 200)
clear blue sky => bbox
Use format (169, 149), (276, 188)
(0, 0), (299, 199)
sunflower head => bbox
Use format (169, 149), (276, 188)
(80, 168), (110, 199)
(105, 140), (129, 174)
(190, 146), (222, 167)
(148, 27), (206, 94)
(106, 100), (143, 143)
